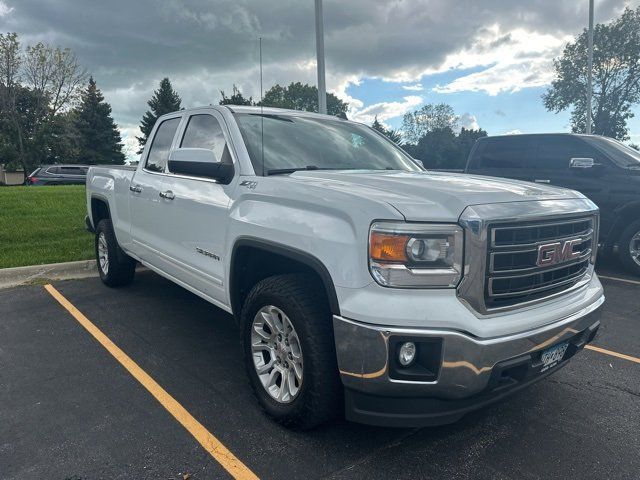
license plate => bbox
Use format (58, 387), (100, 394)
(540, 342), (569, 372)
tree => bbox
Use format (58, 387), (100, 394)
(219, 84), (253, 105)
(0, 32), (27, 174)
(409, 127), (459, 169)
(401, 122), (487, 170)
(455, 127), (488, 165)
(73, 77), (125, 165)
(23, 41), (85, 119)
(0, 32), (85, 175)
(543, 7), (640, 140)
(258, 82), (348, 116)
(401, 103), (458, 145)
(371, 116), (402, 144)
(137, 78), (182, 152)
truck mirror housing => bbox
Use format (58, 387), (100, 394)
(570, 157), (595, 169)
(168, 148), (234, 184)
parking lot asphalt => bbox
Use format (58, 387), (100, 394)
(1, 259), (639, 480)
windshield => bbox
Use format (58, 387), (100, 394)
(233, 113), (421, 175)
(587, 136), (640, 168)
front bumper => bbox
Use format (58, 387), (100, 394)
(334, 293), (604, 427)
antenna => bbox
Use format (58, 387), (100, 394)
(259, 37), (265, 175)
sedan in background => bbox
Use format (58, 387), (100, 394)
(26, 165), (89, 186)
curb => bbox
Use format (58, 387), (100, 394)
(0, 260), (98, 289)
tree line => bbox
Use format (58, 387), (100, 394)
(0, 33), (124, 175)
(1, 6), (639, 175)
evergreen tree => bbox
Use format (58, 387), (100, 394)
(219, 85), (253, 105)
(371, 116), (402, 144)
(137, 78), (182, 152)
(73, 77), (125, 165)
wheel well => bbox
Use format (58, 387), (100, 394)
(607, 203), (640, 246)
(91, 197), (111, 227)
(230, 240), (340, 318)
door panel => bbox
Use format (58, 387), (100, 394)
(528, 136), (613, 234)
(129, 116), (182, 268)
(156, 112), (235, 304)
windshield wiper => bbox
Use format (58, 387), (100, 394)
(266, 166), (358, 176)
(267, 165), (321, 176)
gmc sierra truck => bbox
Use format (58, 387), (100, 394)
(86, 106), (604, 428)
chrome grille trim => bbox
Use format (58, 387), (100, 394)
(489, 248), (592, 275)
(457, 198), (600, 316)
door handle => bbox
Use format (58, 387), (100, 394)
(159, 190), (175, 200)
(534, 179), (551, 184)
(129, 184), (143, 193)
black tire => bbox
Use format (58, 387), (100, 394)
(618, 219), (640, 276)
(95, 219), (136, 287)
(241, 274), (342, 429)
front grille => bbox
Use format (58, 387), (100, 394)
(485, 217), (594, 309)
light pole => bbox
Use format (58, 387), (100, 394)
(586, 0), (594, 134)
(315, 0), (327, 114)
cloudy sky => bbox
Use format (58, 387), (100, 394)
(2, 0), (639, 160)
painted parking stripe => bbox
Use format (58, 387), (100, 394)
(598, 275), (640, 286)
(44, 284), (259, 480)
(585, 345), (640, 365)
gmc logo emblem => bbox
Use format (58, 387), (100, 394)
(536, 238), (582, 267)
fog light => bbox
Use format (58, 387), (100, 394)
(398, 342), (417, 366)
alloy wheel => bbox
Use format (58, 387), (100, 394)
(251, 305), (303, 404)
(98, 232), (109, 275)
(630, 230), (640, 267)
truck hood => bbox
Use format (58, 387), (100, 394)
(287, 170), (585, 222)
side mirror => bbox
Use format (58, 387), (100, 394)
(168, 148), (234, 184)
(570, 157), (595, 169)
(413, 158), (425, 169)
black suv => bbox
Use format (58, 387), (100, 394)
(26, 165), (89, 186)
(466, 134), (640, 275)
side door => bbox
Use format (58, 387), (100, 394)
(128, 115), (182, 268)
(529, 136), (613, 230)
(155, 111), (236, 305)
(465, 136), (534, 181)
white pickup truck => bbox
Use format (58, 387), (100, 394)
(86, 106), (604, 428)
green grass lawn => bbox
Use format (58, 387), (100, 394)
(0, 185), (94, 269)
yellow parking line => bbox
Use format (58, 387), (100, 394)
(44, 284), (259, 480)
(598, 275), (640, 286)
(585, 344), (640, 365)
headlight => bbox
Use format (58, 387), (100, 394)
(369, 222), (463, 288)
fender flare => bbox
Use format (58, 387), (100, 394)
(230, 237), (341, 316)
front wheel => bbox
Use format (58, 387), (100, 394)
(95, 219), (136, 287)
(619, 219), (640, 276)
(241, 274), (342, 429)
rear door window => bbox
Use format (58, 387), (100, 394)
(145, 117), (181, 172)
(475, 137), (533, 169)
(59, 166), (85, 176)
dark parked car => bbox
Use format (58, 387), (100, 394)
(26, 165), (89, 186)
(465, 133), (640, 275)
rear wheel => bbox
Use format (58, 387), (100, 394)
(619, 219), (640, 276)
(241, 274), (342, 429)
(95, 219), (136, 287)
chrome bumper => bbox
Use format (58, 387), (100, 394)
(333, 293), (604, 399)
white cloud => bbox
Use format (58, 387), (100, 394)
(460, 113), (480, 130)
(402, 83), (423, 91)
(351, 96), (423, 125)
(432, 26), (572, 95)
(0, 1), (14, 16)
(504, 129), (522, 135)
